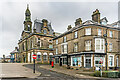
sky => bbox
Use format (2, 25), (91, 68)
(0, 0), (119, 57)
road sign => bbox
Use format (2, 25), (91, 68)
(32, 54), (37, 59)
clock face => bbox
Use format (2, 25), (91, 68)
(28, 25), (30, 27)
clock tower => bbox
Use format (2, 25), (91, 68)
(23, 4), (32, 32)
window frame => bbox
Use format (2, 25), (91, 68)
(56, 48), (58, 54)
(74, 43), (78, 52)
(74, 31), (78, 38)
(109, 43), (113, 52)
(108, 55), (114, 67)
(98, 28), (102, 36)
(63, 36), (67, 43)
(85, 28), (91, 35)
(85, 40), (91, 51)
(56, 40), (58, 44)
(109, 30), (113, 38)
(95, 38), (105, 53)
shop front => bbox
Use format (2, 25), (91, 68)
(71, 55), (82, 67)
(94, 54), (105, 67)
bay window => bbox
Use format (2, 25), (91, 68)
(95, 38), (105, 53)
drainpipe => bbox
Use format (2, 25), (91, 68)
(104, 28), (108, 71)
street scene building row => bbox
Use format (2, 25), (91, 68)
(9, 5), (120, 70)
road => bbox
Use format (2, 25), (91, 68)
(1, 63), (119, 80)
(23, 64), (81, 80)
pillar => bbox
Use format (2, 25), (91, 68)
(92, 54), (95, 70)
(105, 54), (109, 70)
(47, 52), (49, 63)
(41, 52), (43, 63)
(82, 55), (84, 68)
(26, 52), (28, 63)
(30, 52), (31, 63)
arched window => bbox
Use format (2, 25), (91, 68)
(43, 53), (47, 61)
(37, 52), (41, 61)
(49, 53), (53, 61)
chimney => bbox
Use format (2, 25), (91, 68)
(67, 25), (72, 30)
(15, 47), (18, 51)
(42, 19), (48, 27)
(92, 9), (100, 23)
(75, 18), (82, 26)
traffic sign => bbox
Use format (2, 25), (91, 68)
(32, 54), (37, 59)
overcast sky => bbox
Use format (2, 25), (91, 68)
(0, 0), (119, 57)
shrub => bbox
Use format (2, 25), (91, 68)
(93, 71), (101, 77)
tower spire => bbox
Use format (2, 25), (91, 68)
(27, 4), (29, 9)
(23, 4), (32, 32)
(25, 4), (31, 21)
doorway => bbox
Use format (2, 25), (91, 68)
(60, 58), (62, 66)
(85, 56), (91, 68)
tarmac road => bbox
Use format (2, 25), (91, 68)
(2, 64), (120, 80)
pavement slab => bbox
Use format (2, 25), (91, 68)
(0, 63), (41, 79)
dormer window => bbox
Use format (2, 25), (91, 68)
(100, 17), (108, 25)
(101, 21), (107, 25)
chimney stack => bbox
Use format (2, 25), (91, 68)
(42, 19), (48, 27)
(67, 25), (72, 30)
(75, 18), (82, 26)
(15, 47), (18, 51)
(92, 9), (100, 23)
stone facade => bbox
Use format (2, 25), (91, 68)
(53, 9), (120, 70)
(18, 5), (57, 64)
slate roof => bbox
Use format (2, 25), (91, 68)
(10, 48), (19, 54)
(33, 19), (54, 35)
(53, 19), (120, 40)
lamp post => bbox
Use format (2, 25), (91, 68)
(104, 28), (108, 71)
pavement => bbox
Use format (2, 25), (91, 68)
(1, 63), (120, 80)
(39, 64), (120, 80)
(0, 63), (41, 79)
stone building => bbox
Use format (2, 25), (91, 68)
(10, 47), (20, 63)
(18, 5), (59, 63)
(53, 9), (120, 70)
